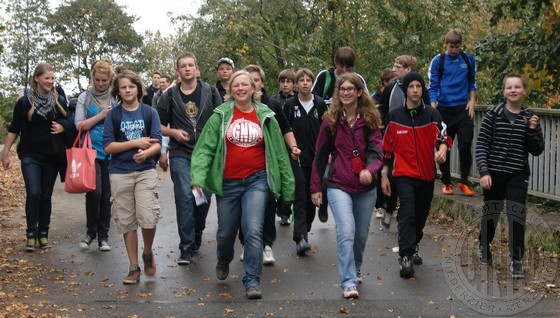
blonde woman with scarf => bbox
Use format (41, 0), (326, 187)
(74, 59), (117, 251)
(2, 63), (76, 251)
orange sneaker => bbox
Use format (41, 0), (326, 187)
(442, 184), (454, 195)
(457, 182), (476, 196)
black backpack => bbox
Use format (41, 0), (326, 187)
(438, 51), (473, 89)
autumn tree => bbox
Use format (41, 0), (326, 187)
(3, 0), (51, 88)
(174, 0), (479, 93)
(174, 0), (313, 89)
(46, 0), (142, 90)
(476, 0), (560, 108)
(136, 30), (179, 83)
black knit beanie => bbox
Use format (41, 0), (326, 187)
(402, 71), (426, 98)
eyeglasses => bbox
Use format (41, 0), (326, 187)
(338, 87), (356, 93)
(393, 64), (404, 69)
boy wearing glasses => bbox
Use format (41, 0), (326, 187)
(428, 28), (477, 197)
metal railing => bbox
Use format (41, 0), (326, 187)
(448, 106), (560, 201)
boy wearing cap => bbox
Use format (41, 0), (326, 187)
(381, 72), (451, 278)
(216, 57), (235, 102)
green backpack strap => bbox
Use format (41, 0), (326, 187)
(323, 71), (332, 99)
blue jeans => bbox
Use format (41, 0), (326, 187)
(170, 156), (211, 252)
(327, 187), (376, 290)
(216, 170), (269, 288)
(20, 156), (59, 237)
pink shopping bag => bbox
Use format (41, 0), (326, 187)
(64, 123), (97, 193)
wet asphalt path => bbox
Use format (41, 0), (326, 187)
(22, 169), (558, 317)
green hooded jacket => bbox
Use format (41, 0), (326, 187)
(190, 100), (295, 202)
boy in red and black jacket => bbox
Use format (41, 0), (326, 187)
(381, 72), (451, 278)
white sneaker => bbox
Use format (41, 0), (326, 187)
(375, 208), (385, 219)
(240, 246), (244, 262)
(263, 245), (275, 265)
(99, 240), (112, 251)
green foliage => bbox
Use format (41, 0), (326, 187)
(135, 31), (178, 83)
(46, 0), (143, 90)
(0, 90), (17, 141)
(173, 0), (478, 94)
(527, 231), (560, 254)
(476, 0), (560, 108)
(4, 0), (51, 87)
(0, 24), (5, 57)
(0, 0), (557, 109)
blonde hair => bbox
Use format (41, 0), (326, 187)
(29, 62), (66, 119)
(91, 59), (115, 81)
(224, 70), (262, 101)
(327, 73), (381, 134)
(395, 55), (418, 71)
(243, 64), (266, 82)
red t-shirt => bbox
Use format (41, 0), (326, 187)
(223, 107), (266, 179)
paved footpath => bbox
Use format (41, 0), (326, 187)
(13, 170), (559, 317)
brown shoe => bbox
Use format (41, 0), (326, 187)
(457, 182), (475, 196)
(142, 252), (156, 276)
(442, 184), (454, 195)
(123, 265), (141, 284)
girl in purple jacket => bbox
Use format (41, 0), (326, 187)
(310, 73), (383, 299)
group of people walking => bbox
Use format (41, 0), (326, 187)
(1, 28), (543, 300)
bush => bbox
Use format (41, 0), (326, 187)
(0, 92), (16, 141)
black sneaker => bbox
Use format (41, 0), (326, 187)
(399, 256), (414, 278)
(478, 245), (493, 265)
(177, 248), (193, 265)
(510, 260), (524, 279)
(79, 234), (95, 250)
(246, 285), (263, 299)
(216, 263), (229, 280)
(280, 215), (291, 226)
(412, 245), (423, 265)
(318, 203), (328, 223)
(193, 233), (202, 252)
(296, 236), (311, 256)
